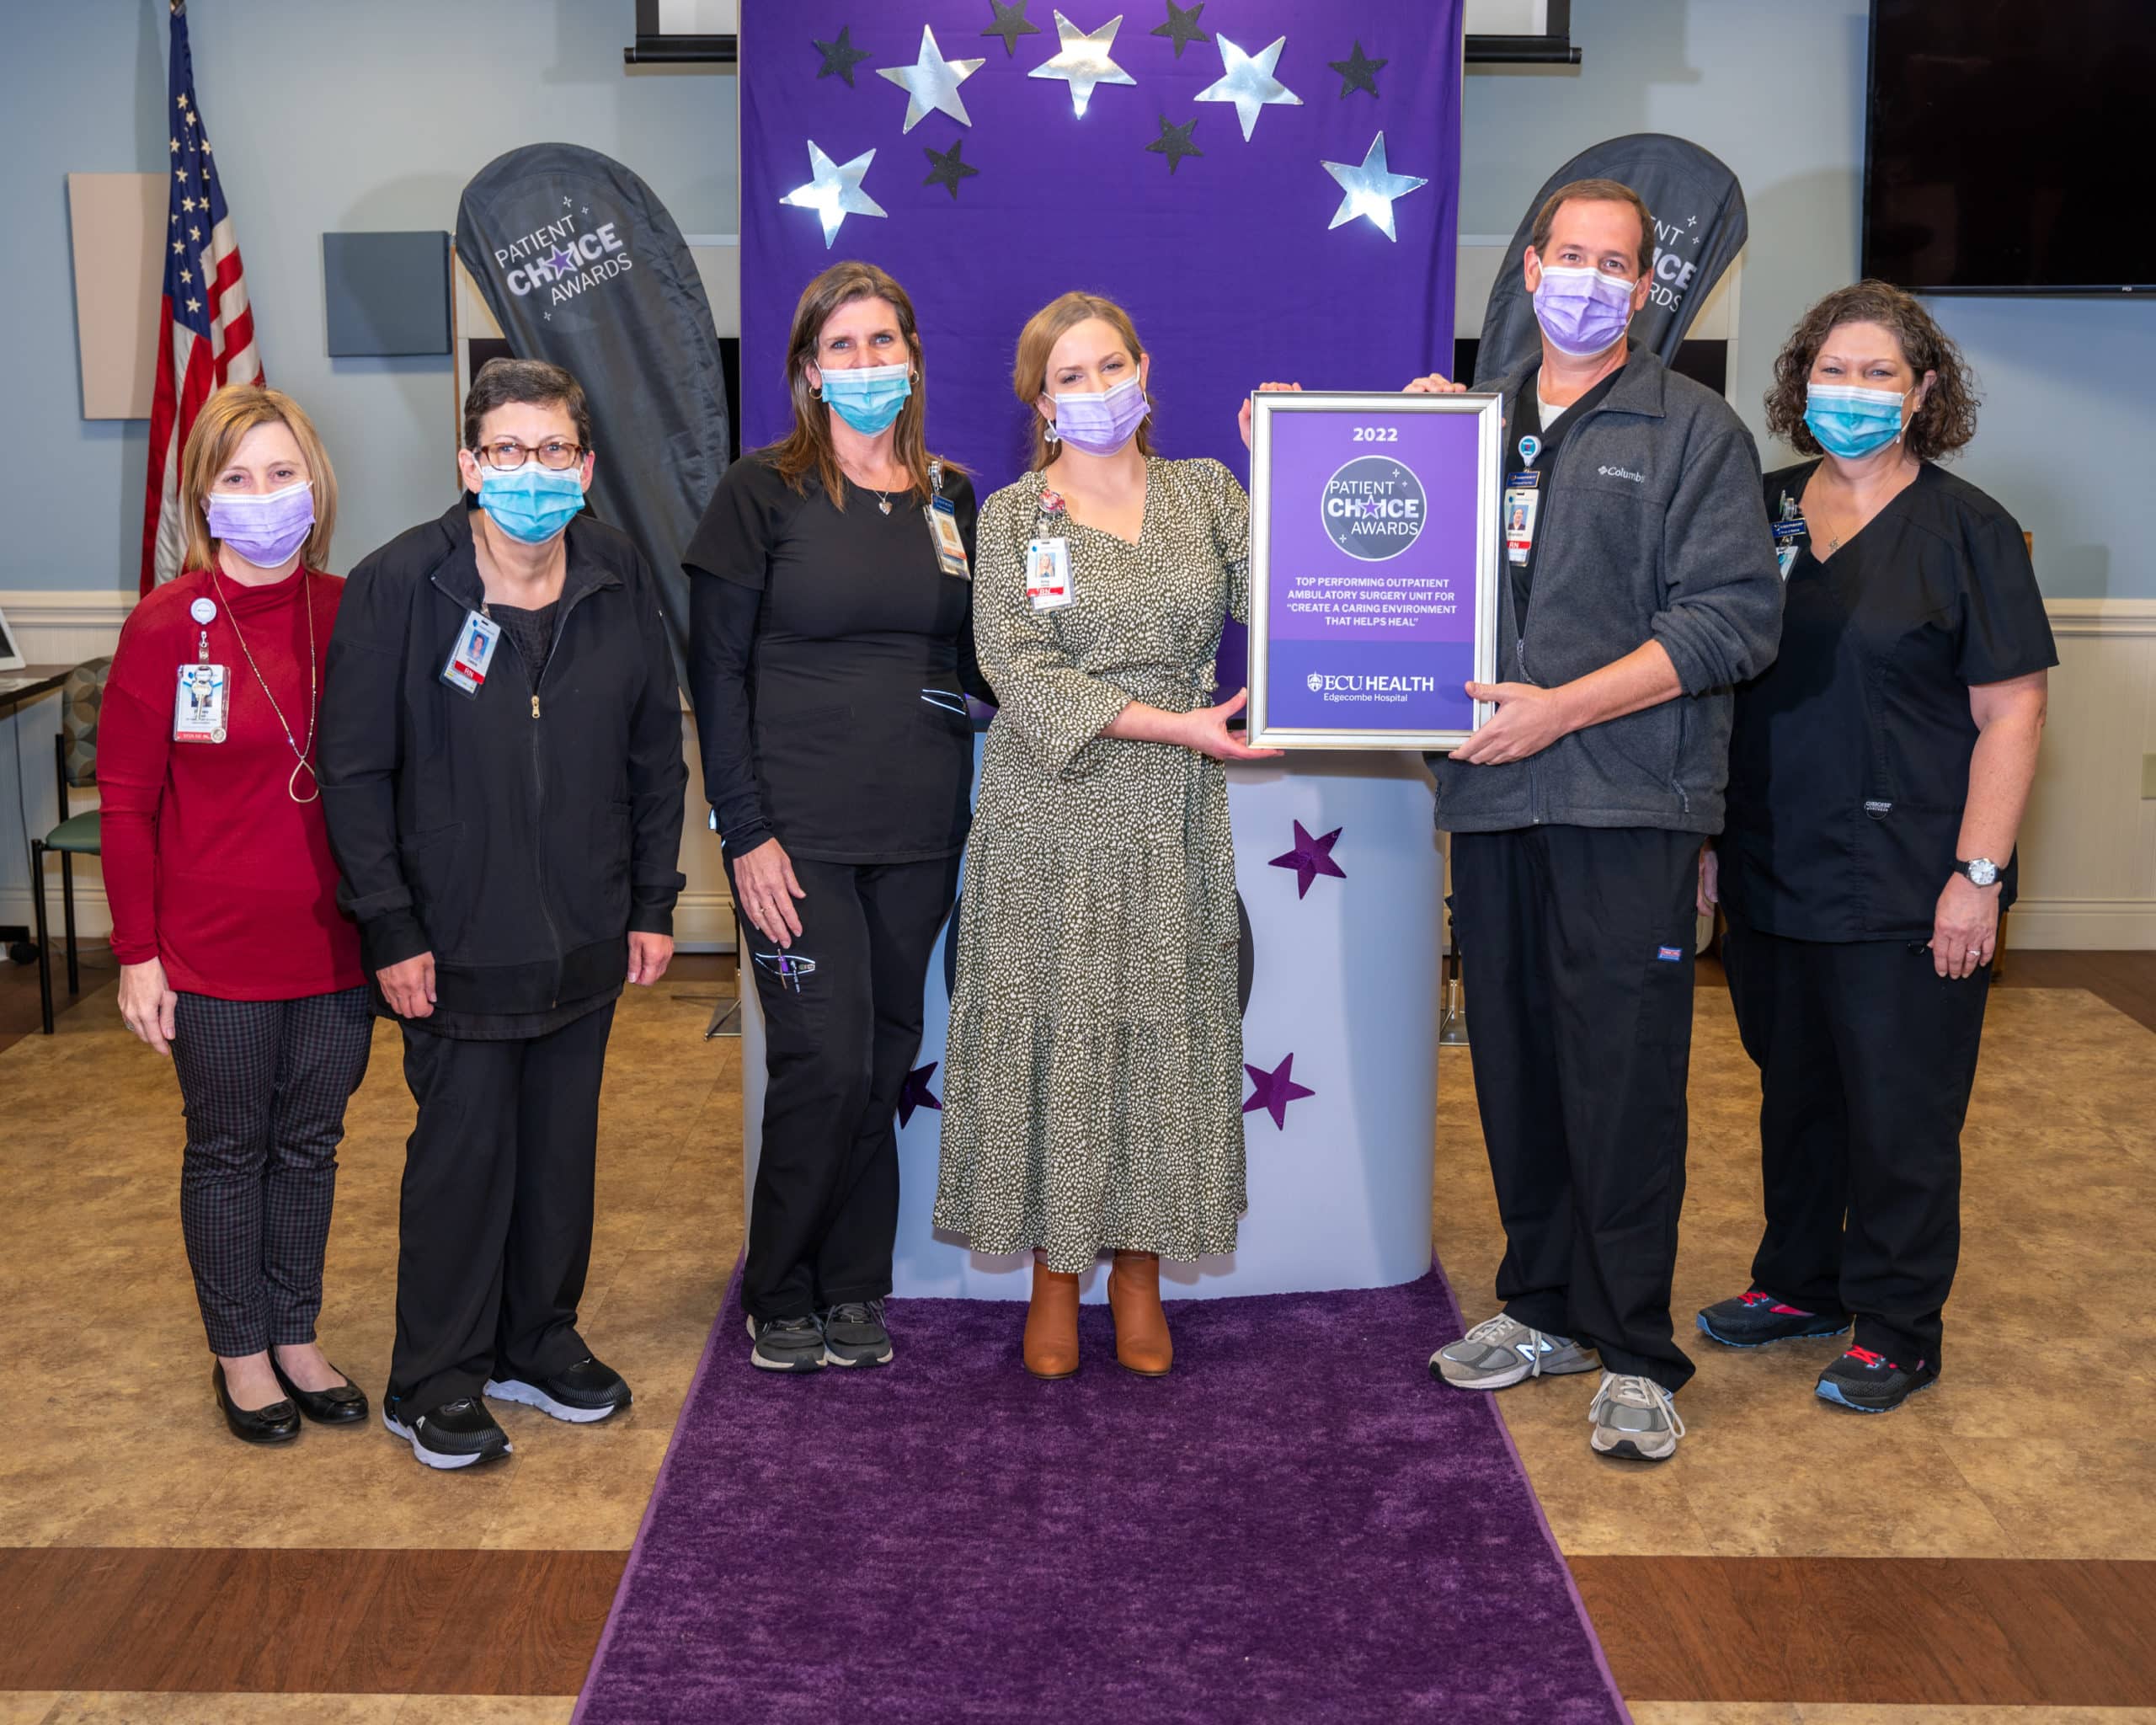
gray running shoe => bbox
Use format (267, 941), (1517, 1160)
(1588, 1371), (1685, 1461)
(1432, 1313), (1598, 1390)
(746, 1313), (826, 1373)
(820, 1300), (894, 1368)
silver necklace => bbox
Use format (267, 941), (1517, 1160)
(209, 564), (320, 804)
(841, 454), (900, 514)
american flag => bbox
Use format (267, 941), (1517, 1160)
(139, 0), (261, 594)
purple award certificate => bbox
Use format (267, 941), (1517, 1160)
(1246, 391), (1502, 750)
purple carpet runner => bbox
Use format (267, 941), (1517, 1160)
(576, 1266), (1630, 1723)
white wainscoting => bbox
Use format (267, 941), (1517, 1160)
(2012, 598), (2156, 950)
(0, 590), (737, 951)
(6, 590), (2152, 952)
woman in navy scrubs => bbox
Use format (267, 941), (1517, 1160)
(1697, 280), (2054, 1413)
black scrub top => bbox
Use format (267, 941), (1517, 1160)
(1720, 459), (2057, 943)
(684, 451), (987, 866)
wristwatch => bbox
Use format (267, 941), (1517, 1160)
(1955, 857), (2001, 888)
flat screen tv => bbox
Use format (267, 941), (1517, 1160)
(1863, 0), (2154, 294)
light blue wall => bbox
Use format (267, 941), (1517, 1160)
(1463, 0), (2151, 599)
(4, 0), (2145, 601)
(2, 0), (736, 595)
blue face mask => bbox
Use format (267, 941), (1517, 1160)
(1804, 382), (1909, 460)
(819, 361), (912, 436)
(477, 462), (586, 544)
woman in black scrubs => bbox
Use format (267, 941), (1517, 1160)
(686, 262), (985, 1375)
(1697, 280), (2054, 1413)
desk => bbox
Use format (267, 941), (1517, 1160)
(2, 666), (72, 949)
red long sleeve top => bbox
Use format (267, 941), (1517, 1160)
(99, 565), (364, 1000)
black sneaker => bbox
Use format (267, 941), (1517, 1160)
(1697, 1290), (1851, 1348)
(819, 1300), (894, 1368)
(746, 1313), (825, 1373)
(1816, 1345), (1940, 1413)
(485, 1356), (632, 1424)
(382, 1395), (512, 1469)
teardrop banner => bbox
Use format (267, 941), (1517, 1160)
(455, 142), (731, 682)
(1471, 132), (1748, 387)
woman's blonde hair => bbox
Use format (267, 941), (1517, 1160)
(179, 385), (338, 574)
(768, 261), (958, 509)
(1011, 291), (1156, 472)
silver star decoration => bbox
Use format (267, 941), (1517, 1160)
(1029, 11), (1136, 118)
(1195, 34), (1301, 142)
(1320, 131), (1428, 242)
(779, 141), (889, 248)
(878, 24), (985, 132)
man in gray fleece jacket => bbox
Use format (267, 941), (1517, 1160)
(1419, 180), (1782, 1462)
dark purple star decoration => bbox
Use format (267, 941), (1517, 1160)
(897, 1060), (942, 1128)
(546, 246), (576, 275)
(1243, 1053), (1315, 1130)
(1267, 820), (1346, 898)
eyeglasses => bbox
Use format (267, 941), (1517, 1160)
(473, 438), (584, 471)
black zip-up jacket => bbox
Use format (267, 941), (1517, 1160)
(318, 499), (687, 1017)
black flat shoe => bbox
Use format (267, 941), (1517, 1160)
(271, 1354), (370, 1424)
(213, 1363), (300, 1445)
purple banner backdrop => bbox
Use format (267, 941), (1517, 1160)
(1264, 406), (1480, 733)
(740, 1), (1465, 695)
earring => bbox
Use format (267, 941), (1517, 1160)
(1043, 423), (1061, 445)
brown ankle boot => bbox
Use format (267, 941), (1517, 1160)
(1107, 1250), (1172, 1375)
(1023, 1261), (1081, 1379)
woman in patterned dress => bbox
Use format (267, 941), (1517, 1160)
(933, 292), (1278, 1378)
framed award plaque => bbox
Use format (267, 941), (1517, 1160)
(1246, 390), (1504, 751)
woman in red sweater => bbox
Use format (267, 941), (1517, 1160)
(102, 386), (373, 1445)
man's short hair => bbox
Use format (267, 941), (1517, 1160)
(462, 357), (594, 453)
(1529, 178), (1656, 280)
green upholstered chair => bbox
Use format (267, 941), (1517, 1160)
(33, 656), (111, 1034)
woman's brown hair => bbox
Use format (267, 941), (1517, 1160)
(179, 384), (339, 574)
(767, 261), (955, 507)
(1011, 291), (1157, 473)
(1765, 279), (1980, 462)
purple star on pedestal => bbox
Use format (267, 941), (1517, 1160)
(1243, 1053), (1315, 1130)
(897, 1061), (942, 1128)
(1268, 820), (1346, 898)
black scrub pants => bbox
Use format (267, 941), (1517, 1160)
(1721, 918), (1990, 1370)
(734, 852), (961, 1322)
(387, 1002), (615, 1413)
(1450, 825), (1700, 1393)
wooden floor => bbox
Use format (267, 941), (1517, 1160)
(4, 1547), (2153, 1709)
(3, 947), (2151, 1722)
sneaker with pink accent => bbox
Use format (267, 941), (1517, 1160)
(1695, 1290), (1850, 1348)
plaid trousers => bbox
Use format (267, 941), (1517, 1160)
(170, 987), (375, 1356)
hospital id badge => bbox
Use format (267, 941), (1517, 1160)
(440, 609), (501, 699)
(173, 662), (230, 744)
(1025, 537), (1073, 611)
(1773, 517), (1808, 579)
(1503, 472), (1542, 568)
(926, 495), (970, 580)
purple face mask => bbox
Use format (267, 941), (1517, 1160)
(206, 479), (316, 569)
(1531, 264), (1636, 359)
(1048, 375), (1150, 457)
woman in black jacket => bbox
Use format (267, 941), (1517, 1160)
(320, 358), (686, 1470)
(686, 262), (986, 1376)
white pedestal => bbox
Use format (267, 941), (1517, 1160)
(739, 750), (1442, 1302)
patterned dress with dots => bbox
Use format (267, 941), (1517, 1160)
(933, 457), (1251, 1273)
